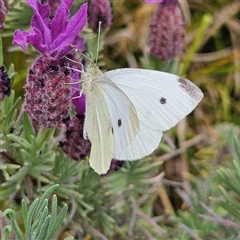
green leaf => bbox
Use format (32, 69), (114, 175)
(0, 35), (3, 66)
(35, 215), (51, 240)
(3, 209), (25, 240)
(3, 225), (11, 240)
(21, 199), (28, 229)
(23, 112), (35, 142)
(46, 204), (68, 239)
(26, 198), (40, 238)
(181, 13), (213, 75)
(7, 134), (32, 150)
(34, 206), (49, 237)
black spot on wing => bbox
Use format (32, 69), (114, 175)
(160, 97), (167, 104)
(118, 119), (122, 127)
(178, 77), (198, 99)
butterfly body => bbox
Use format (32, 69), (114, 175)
(81, 67), (203, 174)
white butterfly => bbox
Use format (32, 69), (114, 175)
(81, 65), (203, 174)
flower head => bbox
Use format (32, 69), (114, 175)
(13, 0), (88, 58)
(0, 66), (11, 101)
(0, 0), (8, 32)
(147, 0), (184, 61)
(88, 0), (113, 33)
(145, 0), (163, 3)
(24, 56), (72, 128)
(60, 114), (91, 160)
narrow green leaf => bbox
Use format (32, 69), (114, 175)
(4, 166), (28, 184)
(37, 184), (59, 208)
(0, 187), (17, 200)
(21, 199), (28, 229)
(181, 13), (212, 75)
(46, 204), (68, 239)
(4, 97), (21, 129)
(35, 207), (49, 237)
(8, 63), (15, 78)
(48, 195), (58, 229)
(36, 127), (55, 148)
(34, 199), (48, 223)
(234, 136), (240, 163)
(233, 159), (240, 179)
(34, 185), (59, 220)
(7, 134), (32, 150)
(216, 201), (240, 221)
(3, 209), (25, 240)
(0, 35), (3, 66)
(23, 112), (35, 142)
(35, 215), (51, 240)
(26, 198), (40, 238)
(3, 225), (11, 240)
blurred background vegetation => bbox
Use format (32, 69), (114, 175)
(1, 0), (240, 239)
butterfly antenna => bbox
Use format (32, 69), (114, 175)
(95, 21), (102, 65)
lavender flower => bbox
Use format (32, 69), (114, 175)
(88, 0), (113, 33)
(0, 0), (8, 32)
(0, 66), (11, 101)
(13, 0), (88, 128)
(60, 114), (91, 161)
(147, 0), (185, 61)
(59, 68), (90, 160)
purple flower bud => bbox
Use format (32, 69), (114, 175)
(0, 66), (11, 101)
(0, 0), (8, 32)
(60, 114), (91, 160)
(148, 0), (184, 61)
(24, 55), (72, 128)
(88, 0), (113, 33)
(105, 160), (124, 175)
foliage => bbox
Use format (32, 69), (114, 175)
(1, 0), (240, 239)
(1, 184), (72, 240)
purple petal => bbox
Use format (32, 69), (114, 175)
(51, 4), (69, 41)
(27, 0), (52, 48)
(12, 30), (29, 51)
(50, 3), (88, 54)
(73, 36), (86, 51)
(62, 0), (74, 9)
(71, 70), (86, 115)
(72, 93), (86, 115)
(27, 28), (47, 53)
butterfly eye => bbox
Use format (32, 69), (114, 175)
(160, 97), (167, 104)
(118, 119), (122, 127)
